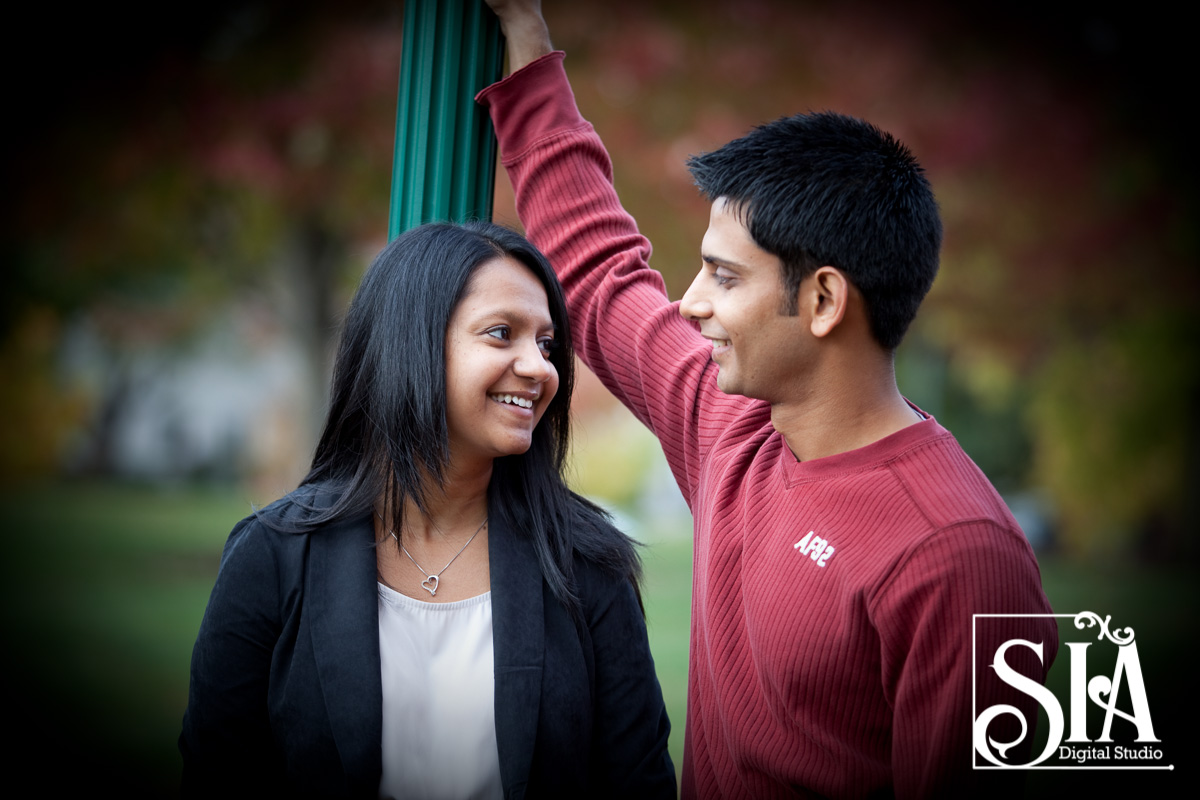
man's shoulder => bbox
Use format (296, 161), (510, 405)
(886, 424), (1018, 531)
(879, 430), (1045, 596)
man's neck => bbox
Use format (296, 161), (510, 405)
(769, 364), (923, 463)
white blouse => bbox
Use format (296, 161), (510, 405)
(376, 584), (503, 800)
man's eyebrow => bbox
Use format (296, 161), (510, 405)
(701, 253), (743, 270)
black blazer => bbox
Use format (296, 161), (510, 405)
(180, 489), (675, 799)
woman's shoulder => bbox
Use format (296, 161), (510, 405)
(223, 484), (344, 557)
(253, 483), (341, 525)
(564, 496), (644, 609)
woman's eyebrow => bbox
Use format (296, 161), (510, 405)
(471, 306), (556, 329)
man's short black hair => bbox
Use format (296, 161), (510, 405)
(687, 111), (942, 351)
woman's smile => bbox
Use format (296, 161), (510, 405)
(489, 391), (539, 410)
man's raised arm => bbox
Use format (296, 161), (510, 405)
(477, 1), (743, 491)
(485, 0), (553, 73)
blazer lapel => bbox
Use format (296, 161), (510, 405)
(489, 509), (545, 795)
(308, 511), (384, 793)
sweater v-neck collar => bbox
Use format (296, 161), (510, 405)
(778, 403), (949, 487)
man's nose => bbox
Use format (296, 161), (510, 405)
(679, 269), (712, 321)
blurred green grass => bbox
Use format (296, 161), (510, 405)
(0, 482), (250, 795)
(0, 482), (1193, 796)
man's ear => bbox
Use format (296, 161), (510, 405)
(807, 266), (849, 338)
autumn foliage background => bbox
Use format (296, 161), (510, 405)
(4, 0), (1195, 559)
(0, 0), (1196, 792)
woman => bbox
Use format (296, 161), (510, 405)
(180, 222), (675, 798)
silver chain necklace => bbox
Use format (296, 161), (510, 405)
(384, 517), (487, 597)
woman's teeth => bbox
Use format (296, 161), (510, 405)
(492, 394), (533, 409)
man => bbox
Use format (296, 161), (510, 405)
(478, 2), (1058, 797)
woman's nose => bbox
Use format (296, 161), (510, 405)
(513, 339), (554, 382)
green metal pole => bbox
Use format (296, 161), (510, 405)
(388, 0), (504, 240)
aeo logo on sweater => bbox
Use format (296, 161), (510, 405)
(794, 530), (835, 567)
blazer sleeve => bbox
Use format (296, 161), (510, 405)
(583, 569), (676, 797)
(179, 516), (285, 797)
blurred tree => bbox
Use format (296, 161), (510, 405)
(3, 1), (402, 479)
(1028, 311), (1198, 558)
(3, 0), (1194, 559)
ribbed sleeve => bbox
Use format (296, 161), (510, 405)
(479, 52), (755, 497)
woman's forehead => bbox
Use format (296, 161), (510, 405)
(457, 257), (553, 323)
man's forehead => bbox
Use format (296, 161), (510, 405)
(703, 201), (776, 271)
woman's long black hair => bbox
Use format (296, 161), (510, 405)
(281, 221), (640, 615)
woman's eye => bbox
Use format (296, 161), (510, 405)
(714, 272), (733, 287)
(485, 326), (511, 341)
(538, 338), (556, 356)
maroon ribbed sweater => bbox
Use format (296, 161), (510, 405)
(480, 52), (1058, 800)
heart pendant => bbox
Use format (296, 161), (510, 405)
(421, 575), (439, 596)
